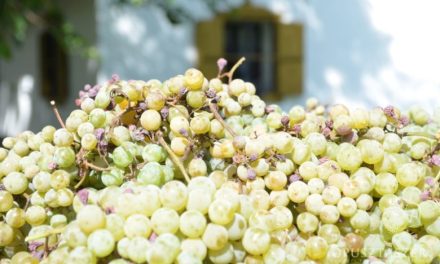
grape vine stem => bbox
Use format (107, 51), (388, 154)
(209, 102), (237, 138)
(220, 57), (246, 83)
(156, 131), (191, 183)
(50, 101), (66, 129)
(25, 226), (66, 242)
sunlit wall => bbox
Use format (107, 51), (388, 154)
(98, 0), (440, 111)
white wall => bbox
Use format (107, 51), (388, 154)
(97, 0), (440, 112)
(0, 0), (97, 136)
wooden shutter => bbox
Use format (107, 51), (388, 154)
(276, 23), (303, 96)
(196, 18), (224, 79)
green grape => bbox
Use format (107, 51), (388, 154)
(208, 198), (235, 225)
(298, 161), (317, 181)
(319, 205), (340, 224)
(305, 236), (328, 260)
(337, 197), (357, 217)
(382, 206), (409, 234)
(419, 235), (440, 257)
(170, 116), (190, 136)
(66, 246), (96, 264)
(317, 224), (341, 245)
(148, 233), (180, 263)
(141, 144), (166, 163)
(63, 223), (88, 248)
(362, 234), (385, 257)
(400, 186), (421, 207)
(187, 189), (212, 214)
(305, 132), (327, 156)
(305, 193), (324, 215)
(53, 128), (74, 147)
(81, 133), (97, 151)
(177, 251), (203, 264)
(77, 205), (106, 234)
(124, 214), (152, 238)
(0, 222), (14, 246)
(145, 90), (166, 111)
(296, 212), (319, 233)
(112, 146), (133, 168)
(89, 108), (106, 128)
(350, 210), (370, 231)
(180, 210), (207, 238)
(336, 143), (362, 171)
(396, 162), (424, 187)
(418, 200), (440, 223)
(12, 140), (29, 156)
(50, 214), (67, 228)
(54, 147), (75, 168)
(383, 133), (402, 153)
(242, 227), (270, 255)
(391, 231), (414, 253)
(10, 252), (38, 264)
(181, 238), (207, 260)
(287, 181), (311, 203)
(291, 139), (312, 165)
(323, 244), (347, 264)
(50, 170), (70, 190)
(333, 114), (352, 135)
(110, 126), (130, 146)
(0, 190), (14, 212)
(41, 125), (56, 142)
(374, 172), (398, 195)
(410, 242), (434, 264)
(350, 107), (369, 129)
(3, 172), (28, 194)
(25, 205), (46, 226)
(322, 186), (341, 205)
(357, 139), (384, 164)
(186, 91), (207, 109)
(386, 251), (411, 264)
(188, 158), (208, 177)
(356, 194), (373, 210)
(101, 167), (124, 186)
(87, 229), (115, 258)
(151, 207), (180, 235)
(426, 218), (440, 237)
(184, 68), (204, 91)
(140, 109), (162, 131)
(160, 180), (188, 211)
(265, 170), (287, 191)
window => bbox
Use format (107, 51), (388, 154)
(225, 21), (275, 96)
(40, 31), (69, 103)
(196, 4), (303, 99)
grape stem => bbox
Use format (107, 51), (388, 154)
(50, 101), (66, 129)
(74, 169), (88, 189)
(209, 102), (237, 137)
(25, 226), (66, 242)
(220, 57), (246, 83)
(156, 131), (191, 183)
(83, 160), (110, 172)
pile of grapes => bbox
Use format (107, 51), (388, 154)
(1, 58), (440, 264)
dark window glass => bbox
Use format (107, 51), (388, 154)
(225, 21), (275, 96)
(40, 31), (68, 103)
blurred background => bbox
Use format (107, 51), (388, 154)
(1, 0), (440, 139)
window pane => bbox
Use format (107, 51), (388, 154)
(225, 21), (274, 96)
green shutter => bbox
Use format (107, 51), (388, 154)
(276, 23), (303, 96)
(196, 18), (224, 79)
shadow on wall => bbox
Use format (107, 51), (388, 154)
(0, 75), (34, 136)
(277, 0), (391, 110)
(97, 1), (198, 83)
(98, 0), (396, 109)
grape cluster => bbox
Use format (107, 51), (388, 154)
(1, 57), (440, 264)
